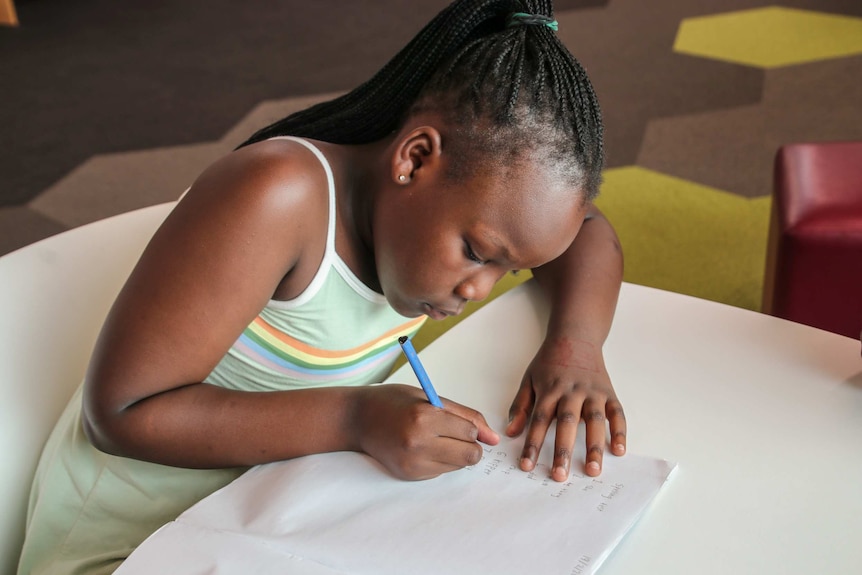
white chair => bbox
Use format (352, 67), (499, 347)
(0, 203), (174, 574)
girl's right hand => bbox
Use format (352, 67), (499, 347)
(352, 384), (500, 480)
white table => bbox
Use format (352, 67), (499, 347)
(116, 279), (862, 574)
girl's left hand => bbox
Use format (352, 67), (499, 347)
(505, 335), (626, 481)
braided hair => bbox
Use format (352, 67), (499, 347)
(240, 0), (604, 199)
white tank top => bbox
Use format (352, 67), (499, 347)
(205, 136), (426, 391)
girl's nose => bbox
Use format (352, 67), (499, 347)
(455, 270), (501, 303)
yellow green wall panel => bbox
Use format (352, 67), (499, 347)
(674, 7), (862, 68)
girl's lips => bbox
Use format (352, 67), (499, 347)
(423, 303), (451, 320)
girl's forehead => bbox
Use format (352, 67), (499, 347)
(447, 171), (586, 263)
(465, 162), (579, 209)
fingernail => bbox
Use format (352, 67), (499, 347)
(587, 461), (600, 474)
(553, 465), (566, 478)
(615, 443), (625, 454)
(520, 448), (536, 470)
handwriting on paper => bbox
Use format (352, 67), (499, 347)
(466, 446), (627, 511)
(571, 555), (593, 575)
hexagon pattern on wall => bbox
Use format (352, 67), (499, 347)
(5, 1), (862, 326)
(593, 166), (771, 312)
(674, 7), (862, 68)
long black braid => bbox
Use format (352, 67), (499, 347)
(240, 0), (604, 199)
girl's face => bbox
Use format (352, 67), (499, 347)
(373, 159), (588, 319)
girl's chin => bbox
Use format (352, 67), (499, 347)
(388, 297), (427, 319)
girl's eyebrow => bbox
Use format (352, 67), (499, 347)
(479, 230), (514, 264)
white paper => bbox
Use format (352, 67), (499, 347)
(119, 428), (675, 575)
(117, 521), (350, 575)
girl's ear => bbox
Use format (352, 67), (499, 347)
(390, 126), (443, 185)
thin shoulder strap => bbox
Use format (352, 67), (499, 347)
(276, 136), (337, 254)
(266, 136), (337, 308)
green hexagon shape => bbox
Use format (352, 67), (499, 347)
(674, 7), (862, 68)
(593, 167), (771, 312)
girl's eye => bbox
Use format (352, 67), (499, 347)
(465, 241), (484, 264)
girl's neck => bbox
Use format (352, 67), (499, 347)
(315, 137), (393, 293)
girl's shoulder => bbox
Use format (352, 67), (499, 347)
(155, 137), (334, 295)
(171, 137), (333, 251)
(189, 137), (330, 209)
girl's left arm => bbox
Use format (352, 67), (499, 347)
(506, 204), (626, 481)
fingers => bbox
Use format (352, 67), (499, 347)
(441, 399), (500, 446)
(551, 395), (583, 482)
(607, 398), (627, 456)
(582, 398), (607, 477)
(358, 386), (495, 481)
(506, 380), (534, 438)
(379, 406), (483, 480)
(526, 391), (627, 482)
(426, 434), (484, 472)
(393, 456), (468, 482)
(518, 395), (557, 473)
(395, 399), (497, 480)
(396, 432), (483, 481)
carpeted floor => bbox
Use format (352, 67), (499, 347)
(2, 0), (862, 346)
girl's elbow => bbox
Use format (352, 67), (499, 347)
(81, 405), (122, 455)
(81, 411), (114, 454)
(80, 385), (132, 456)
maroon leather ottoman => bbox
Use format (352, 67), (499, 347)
(763, 141), (862, 339)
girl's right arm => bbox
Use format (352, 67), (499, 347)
(81, 140), (496, 480)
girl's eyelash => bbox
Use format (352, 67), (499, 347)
(465, 241), (483, 264)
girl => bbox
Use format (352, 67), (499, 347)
(19, 1), (626, 573)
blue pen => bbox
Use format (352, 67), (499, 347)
(398, 336), (445, 408)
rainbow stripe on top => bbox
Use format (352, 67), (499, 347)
(232, 315), (426, 385)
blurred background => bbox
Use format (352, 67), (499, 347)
(2, 0), (861, 344)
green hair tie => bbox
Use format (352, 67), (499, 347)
(507, 12), (559, 32)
